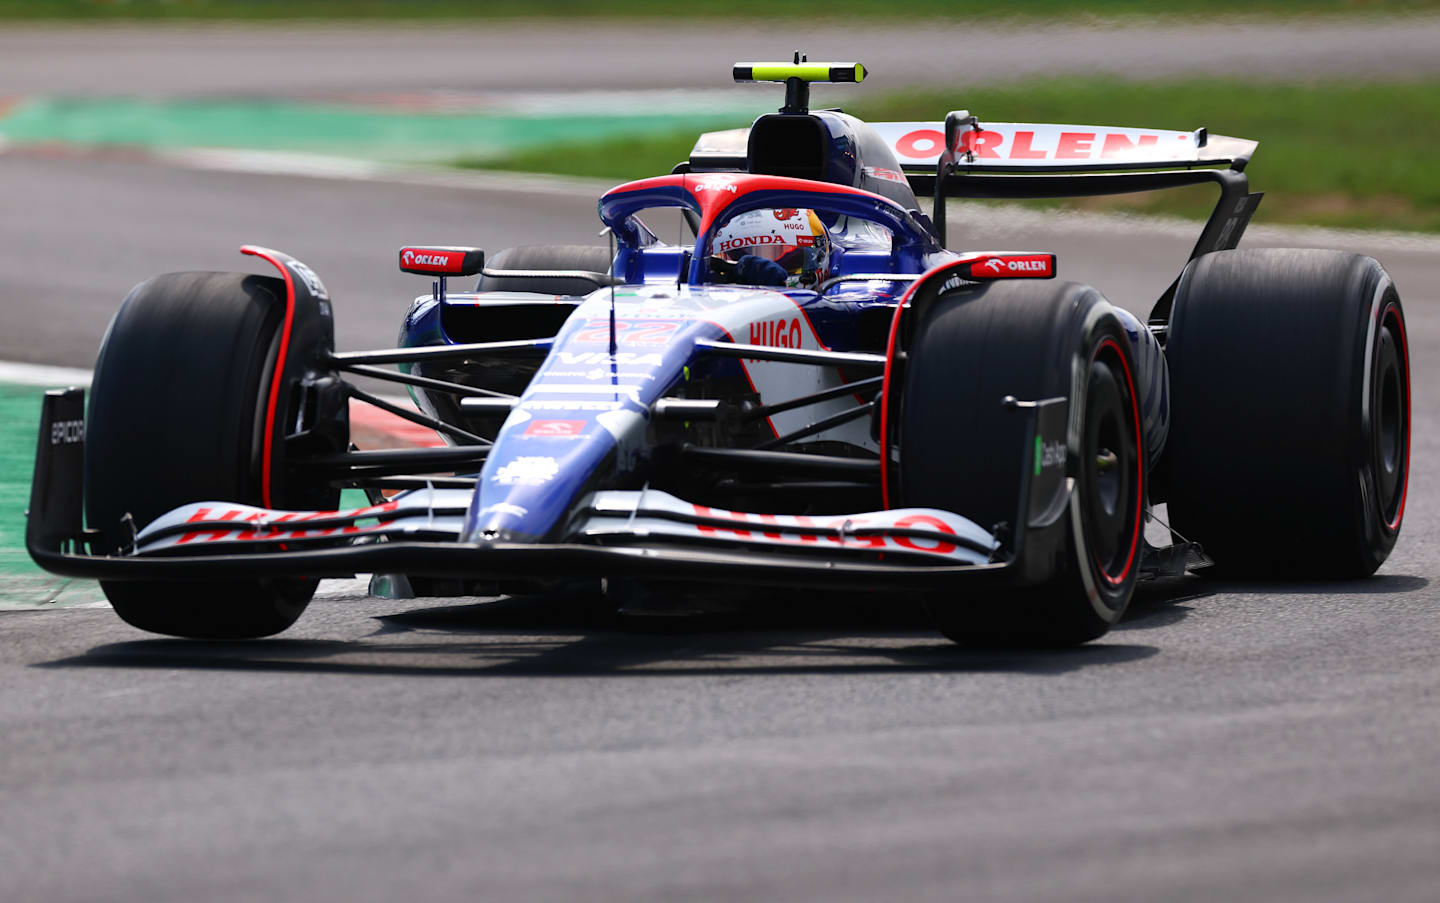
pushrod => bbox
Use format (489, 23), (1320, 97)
(335, 362), (515, 399)
(743, 376), (884, 423)
(346, 383), (489, 446)
(696, 339), (886, 370)
(756, 401), (876, 450)
(328, 338), (550, 367)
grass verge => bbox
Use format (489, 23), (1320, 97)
(0, 384), (106, 607)
(0, 97), (756, 164)
(1, 0), (1437, 20)
(468, 78), (1440, 233)
(0, 380), (372, 608)
(1, 385), (49, 578)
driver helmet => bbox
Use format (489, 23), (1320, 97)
(711, 208), (832, 287)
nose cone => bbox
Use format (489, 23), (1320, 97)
(462, 283), (811, 543)
(466, 413), (644, 543)
(461, 297), (723, 543)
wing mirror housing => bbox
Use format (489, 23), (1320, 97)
(398, 246), (485, 277)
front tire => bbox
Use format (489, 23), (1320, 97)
(899, 281), (1146, 646)
(86, 272), (327, 638)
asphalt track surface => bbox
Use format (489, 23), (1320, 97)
(5, 22), (1440, 903)
(4, 17), (1440, 98)
(2, 148), (1439, 903)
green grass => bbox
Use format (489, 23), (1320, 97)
(460, 131), (698, 184)
(0, 97), (754, 164)
(0, 379), (369, 607)
(470, 78), (1440, 233)
(0, 385), (44, 578)
(2, 0), (1436, 20)
(0, 384), (106, 607)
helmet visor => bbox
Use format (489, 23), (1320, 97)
(722, 238), (823, 283)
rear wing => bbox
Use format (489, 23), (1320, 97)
(688, 119), (1258, 175)
(688, 111), (1263, 325)
(870, 120), (1256, 174)
(899, 112), (1264, 304)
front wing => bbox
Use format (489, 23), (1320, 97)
(27, 387), (1069, 594)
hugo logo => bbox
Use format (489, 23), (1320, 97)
(750, 318), (802, 349)
(692, 506), (961, 555)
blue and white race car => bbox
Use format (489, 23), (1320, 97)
(28, 60), (1410, 645)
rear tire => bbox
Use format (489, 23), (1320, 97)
(476, 245), (614, 294)
(86, 272), (326, 638)
(1163, 248), (1408, 576)
(899, 281), (1146, 646)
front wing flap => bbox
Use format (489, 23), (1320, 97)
(27, 386), (1064, 593)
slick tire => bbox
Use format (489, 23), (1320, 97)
(899, 280), (1146, 646)
(476, 245), (614, 294)
(86, 271), (320, 639)
(1163, 248), (1409, 577)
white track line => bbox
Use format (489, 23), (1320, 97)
(156, 147), (618, 198)
(0, 361), (93, 387)
(0, 361), (427, 411)
(0, 366), (417, 610)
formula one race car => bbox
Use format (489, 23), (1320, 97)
(27, 60), (1410, 645)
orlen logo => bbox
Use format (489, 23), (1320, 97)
(694, 175), (739, 193)
(862, 165), (907, 184)
(50, 419), (84, 445)
(402, 250), (453, 267)
(970, 254), (1055, 279)
(892, 127), (1177, 163)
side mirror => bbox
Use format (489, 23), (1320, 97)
(398, 246), (485, 277)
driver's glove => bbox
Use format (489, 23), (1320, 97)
(735, 254), (789, 287)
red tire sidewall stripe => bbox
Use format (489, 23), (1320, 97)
(1094, 335), (1143, 587)
(879, 260), (971, 510)
(241, 247), (296, 509)
(878, 298), (906, 509)
(1383, 300), (1409, 533)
